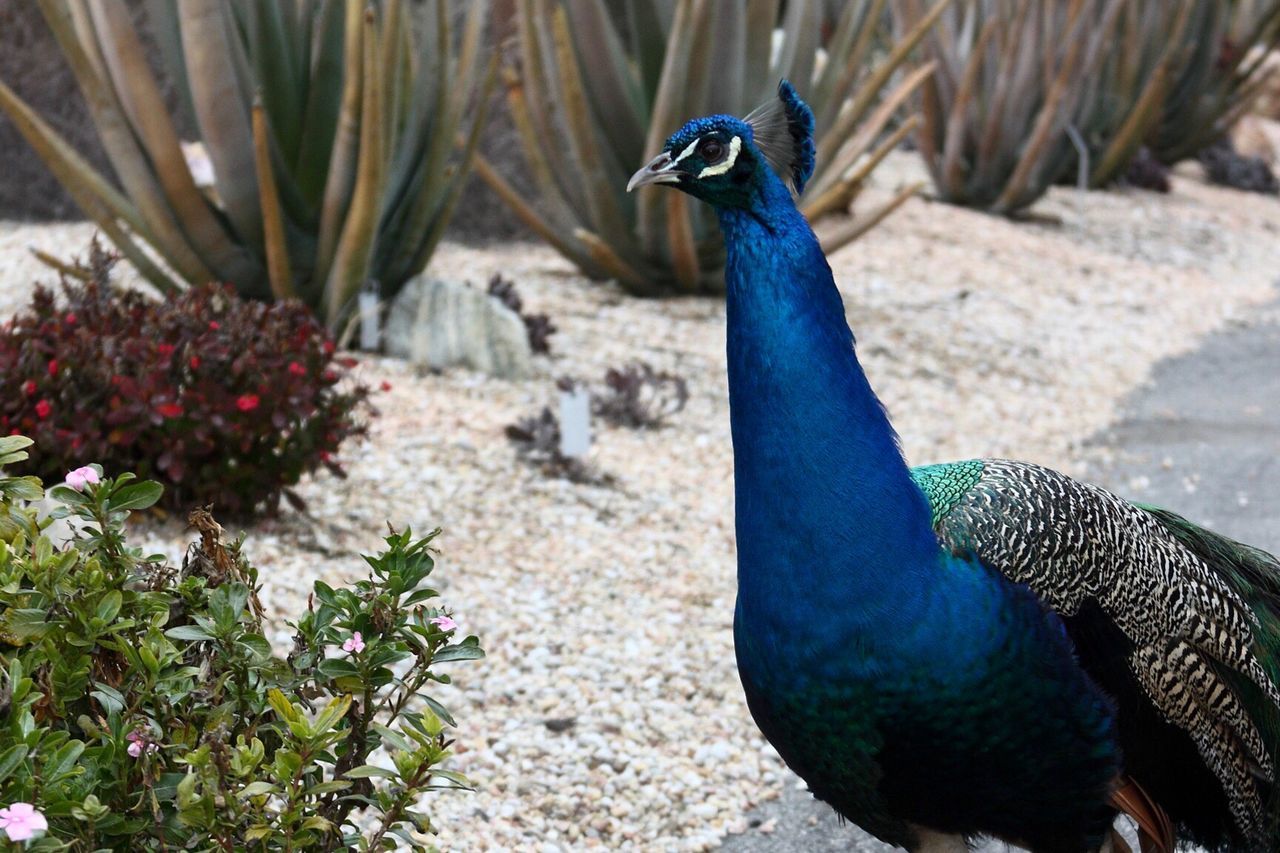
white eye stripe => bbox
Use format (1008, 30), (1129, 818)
(667, 138), (701, 169)
(697, 135), (741, 178)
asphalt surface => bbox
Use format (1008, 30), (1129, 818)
(719, 308), (1280, 851)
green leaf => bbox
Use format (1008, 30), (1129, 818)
(430, 768), (473, 787)
(266, 688), (302, 723)
(431, 640), (485, 663)
(96, 590), (123, 623)
(0, 435), (33, 464)
(344, 764), (398, 780)
(370, 723), (412, 754)
(238, 780), (278, 798)
(165, 625), (215, 642)
(0, 744), (29, 784)
(106, 480), (164, 512)
(236, 633), (273, 662)
(312, 693), (352, 733)
(316, 657), (359, 679)
(2, 609), (51, 641)
(304, 780), (350, 797)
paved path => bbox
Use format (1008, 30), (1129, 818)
(720, 308), (1280, 851)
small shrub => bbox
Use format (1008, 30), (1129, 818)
(0, 242), (370, 518)
(487, 274), (556, 355)
(593, 363), (689, 430)
(505, 403), (606, 486)
(0, 447), (483, 849)
(1198, 137), (1280, 193)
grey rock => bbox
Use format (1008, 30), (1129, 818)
(385, 276), (532, 378)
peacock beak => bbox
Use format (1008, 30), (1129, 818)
(627, 151), (681, 192)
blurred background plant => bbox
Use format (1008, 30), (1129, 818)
(0, 241), (370, 518)
(1149, 0), (1280, 165)
(900, 0), (1280, 214)
(0, 0), (495, 331)
(899, 0), (1129, 214)
(475, 0), (951, 296)
(0, 453), (482, 849)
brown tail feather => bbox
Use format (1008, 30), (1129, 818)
(1110, 776), (1174, 853)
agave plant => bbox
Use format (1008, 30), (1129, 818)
(0, 0), (494, 331)
(900, 0), (1134, 214)
(1054, 1), (1203, 189)
(474, 0), (951, 297)
(1149, 0), (1280, 164)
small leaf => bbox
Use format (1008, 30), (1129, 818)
(96, 590), (123, 623)
(108, 480), (164, 512)
(0, 745), (29, 784)
(266, 688), (302, 723)
(344, 765), (398, 780)
(238, 781), (278, 798)
(165, 625), (215, 642)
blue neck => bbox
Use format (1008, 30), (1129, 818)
(721, 173), (941, 660)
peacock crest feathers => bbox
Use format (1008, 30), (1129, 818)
(744, 79), (816, 195)
(916, 458), (1280, 849)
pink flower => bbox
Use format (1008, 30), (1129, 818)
(342, 632), (365, 654)
(126, 730), (157, 757)
(236, 394), (260, 412)
(0, 802), (47, 842)
(430, 615), (457, 632)
(66, 466), (101, 491)
(288, 361), (306, 376)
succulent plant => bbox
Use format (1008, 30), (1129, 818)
(900, 0), (1135, 214)
(0, 0), (494, 331)
(1149, 0), (1280, 164)
(475, 0), (951, 296)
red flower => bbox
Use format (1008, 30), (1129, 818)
(189, 356), (201, 369)
(323, 340), (335, 354)
(322, 370), (337, 383)
(47, 359), (58, 376)
(236, 394), (260, 412)
(34, 399), (52, 419)
(64, 312), (77, 325)
(156, 402), (183, 418)
(288, 361), (306, 376)
(22, 380), (36, 396)
(380, 381), (392, 392)
(208, 321), (220, 331)
(157, 344), (175, 357)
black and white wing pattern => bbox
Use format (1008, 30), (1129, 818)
(912, 458), (1280, 851)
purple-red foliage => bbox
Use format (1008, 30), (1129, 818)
(0, 243), (371, 517)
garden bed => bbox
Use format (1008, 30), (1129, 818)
(2, 154), (1278, 850)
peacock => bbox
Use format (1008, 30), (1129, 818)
(627, 81), (1280, 853)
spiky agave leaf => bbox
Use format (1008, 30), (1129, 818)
(901, 0), (1129, 215)
(0, 0), (495, 333)
(477, 0), (950, 296)
(1149, 0), (1280, 164)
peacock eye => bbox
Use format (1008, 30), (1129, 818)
(698, 137), (726, 165)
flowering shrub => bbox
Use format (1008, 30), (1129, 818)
(0, 242), (370, 517)
(0, 439), (483, 850)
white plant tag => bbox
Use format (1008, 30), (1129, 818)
(558, 387), (592, 458)
(358, 285), (380, 351)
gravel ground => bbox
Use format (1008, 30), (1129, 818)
(1, 154), (1279, 850)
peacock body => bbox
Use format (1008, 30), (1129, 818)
(628, 81), (1280, 852)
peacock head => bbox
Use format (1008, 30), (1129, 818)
(626, 79), (816, 210)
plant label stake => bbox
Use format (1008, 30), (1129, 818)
(359, 280), (380, 351)
(559, 386), (591, 459)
